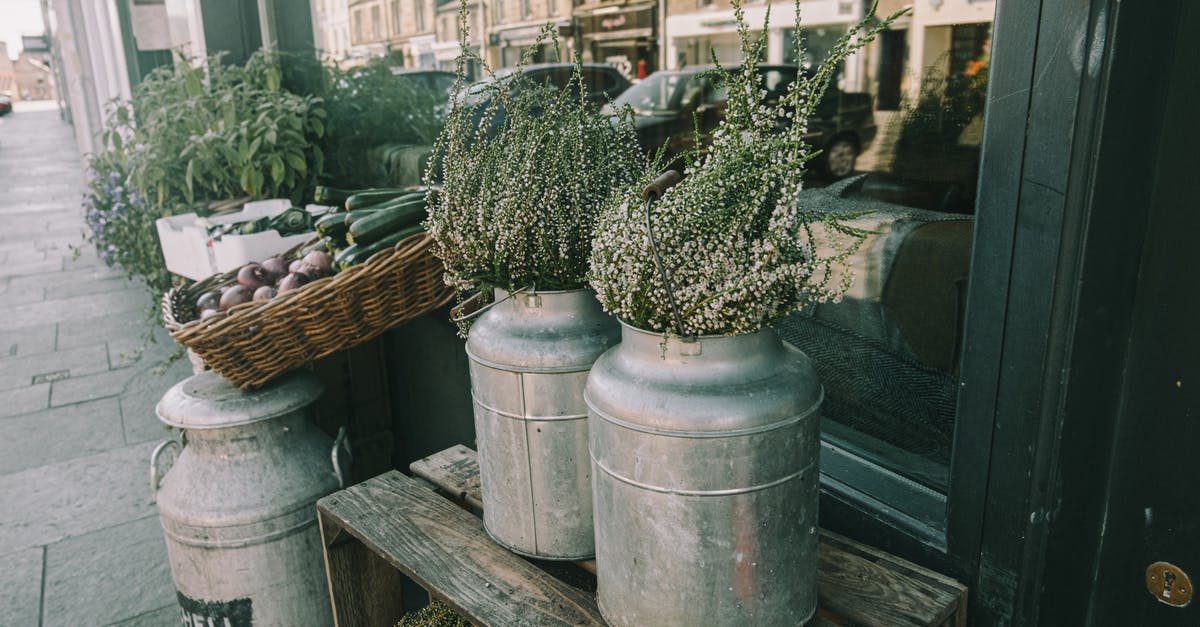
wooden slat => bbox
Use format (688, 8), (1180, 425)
(411, 445), (966, 627)
(818, 530), (967, 627)
(320, 509), (408, 627)
(317, 471), (604, 627)
(410, 444), (483, 511)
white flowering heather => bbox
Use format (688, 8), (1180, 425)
(589, 0), (902, 336)
(425, 14), (647, 300)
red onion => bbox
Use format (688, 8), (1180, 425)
(253, 286), (277, 302)
(237, 263), (270, 290)
(277, 272), (312, 294)
(219, 285), (253, 310)
(302, 250), (332, 278)
(259, 257), (288, 282)
(195, 291), (221, 316)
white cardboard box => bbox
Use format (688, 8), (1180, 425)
(156, 199), (316, 281)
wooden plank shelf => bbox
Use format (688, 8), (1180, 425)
(319, 445), (967, 627)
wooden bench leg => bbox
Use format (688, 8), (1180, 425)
(320, 509), (408, 627)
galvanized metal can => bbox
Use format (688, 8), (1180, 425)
(152, 370), (342, 627)
(586, 324), (823, 626)
(466, 289), (620, 560)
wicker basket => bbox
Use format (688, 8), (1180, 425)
(163, 232), (453, 389)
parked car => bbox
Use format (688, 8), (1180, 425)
(0, 95), (12, 117)
(607, 65), (877, 179)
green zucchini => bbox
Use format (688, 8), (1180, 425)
(344, 189), (422, 211)
(346, 199), (428, 246)
(299, 237), (330, 256)
(335, 225), (425, 270)
(316, 208), (382, 239)
(314, 186), (356, 206)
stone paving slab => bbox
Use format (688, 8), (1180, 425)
(54, 310), (153, 351)
(7, 265), (125, 297)
(44, 274), (135, 300)
(0, 440), (161, 550)
(42, 515), (175, 627)
(0, 257), (65, 280)
(0, 287), (147, 332)
(50, 367), (141, 406)
(0, 280), (45, 307)
(0, 323), (58, 358)
(120, 358), (192, 446)
(105, 605), (180, 626)
(0, 397), (124, 474)
(0, 546), (44, 627)
(0, 382), (51, 418)
(0, 343), (110, 392)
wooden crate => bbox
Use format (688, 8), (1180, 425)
(318, 445), (967, 627)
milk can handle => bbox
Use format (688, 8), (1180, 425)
(150, 439), (182, 503)
(332, 427), (354, 489)
(641, 170), (693, 341)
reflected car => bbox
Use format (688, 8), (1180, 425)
(0, 95), (12, 117)
(389, 68), (456, 97)
(608, 65), (877, 180)
(454, 63), (631, 136)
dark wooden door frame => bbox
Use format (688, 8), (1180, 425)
(820, 0), (1192, 624)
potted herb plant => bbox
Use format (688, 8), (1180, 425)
(584, 2), (902, 624)
(424, 19), (648, 560)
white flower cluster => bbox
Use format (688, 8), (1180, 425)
(425, 17), (647, 298)
(589, 0), (898, 336)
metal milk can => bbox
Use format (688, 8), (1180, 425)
(152, 370), (343, 627)
(466, 288), (619, 559)
(585, 324), (824, 626)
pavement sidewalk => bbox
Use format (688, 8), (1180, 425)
(0, 102), (192, 625)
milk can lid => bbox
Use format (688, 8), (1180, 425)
(155, 370), (324, 429)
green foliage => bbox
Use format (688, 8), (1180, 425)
(85, 51), (328, 318)
(316, 58), (445, 187)
(425, 13), (649, 308)
(104, 51), (326, 209)
(589, 0), (905, 336)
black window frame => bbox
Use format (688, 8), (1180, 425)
(813, 0), (1185, 623)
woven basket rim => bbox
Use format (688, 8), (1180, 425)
(162, 231), (453, 388)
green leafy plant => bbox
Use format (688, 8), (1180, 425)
(424, 14), (648, 311)
(317, 58), (445, 187)
(588, 0), (905, 336)
(84, 51), (329, 325)
(104, 52), (327, 209)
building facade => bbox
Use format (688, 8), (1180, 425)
(14, 53), (55, 100)
(432, 0), (485, 75)
(663, 0), (870, 90)
(315, 0), (354, 63)
(573, 0), (658, 80)
(384, 0), (439, 67)
(348, 0), (391, 58)
(486, 0), (573, 68)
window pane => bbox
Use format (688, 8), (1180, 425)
(768, 11), (995, 494)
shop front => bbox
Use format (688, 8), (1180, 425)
(575, 2), (658, 80)
(664, 0), (866, 88)
(491, 21), (573, 68)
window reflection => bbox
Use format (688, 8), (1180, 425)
(771, 12), (993, 493)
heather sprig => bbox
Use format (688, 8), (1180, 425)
(425, 4), (648, 311)
(589, 0), (903, 336)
